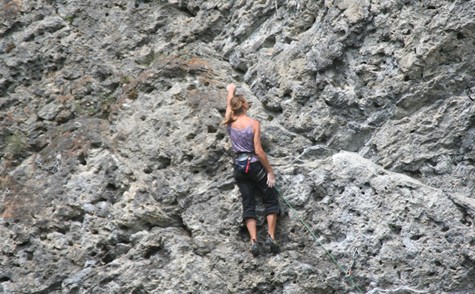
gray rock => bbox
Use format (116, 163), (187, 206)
(0, 0), (474, 293)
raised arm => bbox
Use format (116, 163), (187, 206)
(252, 119), (276, 188)
(223, 83), (236, 124)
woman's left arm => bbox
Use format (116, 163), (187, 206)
(253, 120), (276, 188)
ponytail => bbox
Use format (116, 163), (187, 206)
(222, 112), (235, 125)
(222, 95), (246, 125)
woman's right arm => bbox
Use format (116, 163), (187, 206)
(224, 84), (236, 123)
(253, 119), (276, 188)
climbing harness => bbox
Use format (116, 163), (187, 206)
(275, 187), (364, 293)
(235, 153), (254, 173)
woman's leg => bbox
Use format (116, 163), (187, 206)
(251, 163), (280, 251)
(258, 184), (280, 239)
(246, 217), (259, 256)
(251, 163), (280, 222)
(266, 213), (278, 240)
(265, 212), (279, 253)
(234, 170), (258, 241)
(245, 218), (258, 241)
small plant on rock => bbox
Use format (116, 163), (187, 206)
(65, 15), (75, 24)
(5, 131), (28, 159)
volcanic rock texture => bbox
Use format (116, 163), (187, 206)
(1, 0), (475, 293)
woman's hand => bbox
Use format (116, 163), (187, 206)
(267, 172), (276, 188)
(227, 83), (236, 93)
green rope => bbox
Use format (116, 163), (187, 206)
(275, 187), (364, 293)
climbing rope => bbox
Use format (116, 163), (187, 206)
(275, 187), (364, 293)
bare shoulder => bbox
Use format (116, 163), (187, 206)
(251, 118), (260, 131)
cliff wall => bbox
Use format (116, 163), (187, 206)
(1, 0), (475, 293)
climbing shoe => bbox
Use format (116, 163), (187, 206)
(250, 240), (259, 257)
(265, 234), (279, 253)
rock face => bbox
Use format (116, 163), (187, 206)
(1, 0), (475, 293)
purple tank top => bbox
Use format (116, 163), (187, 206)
(226, 122), (259, 163)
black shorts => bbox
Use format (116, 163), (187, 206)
(233, 161), (280, 220)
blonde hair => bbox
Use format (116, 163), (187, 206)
(222, 95), (247, 125)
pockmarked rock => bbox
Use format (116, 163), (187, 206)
(0, 0), (474, 293)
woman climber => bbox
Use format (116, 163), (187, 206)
(222, 83), (280, 256)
